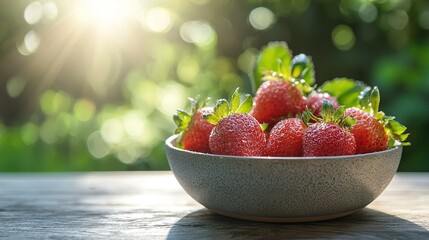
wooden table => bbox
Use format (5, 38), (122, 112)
(0, 172), (428, 239)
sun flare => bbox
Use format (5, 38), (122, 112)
(73, 0), (140, 31)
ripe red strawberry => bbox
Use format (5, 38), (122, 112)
(174, 98), (214, 153)
(345, 107), (387, 154)
(303, 123), (356, 156)
(205, 88), (265, 156)
(251, 73), (306, 124)
(345, 87), (409, 154)
(209, 114), (265, 156)
(265, 118), (307, 157)
(306, 92), (339, 118)
(302, 101), (356, 156)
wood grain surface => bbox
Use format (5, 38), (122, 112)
(0, 172), (428, 239)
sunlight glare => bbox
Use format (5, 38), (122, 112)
(74, 0), (139, 30)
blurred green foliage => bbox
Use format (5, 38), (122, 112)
(0, 0), (428, 171)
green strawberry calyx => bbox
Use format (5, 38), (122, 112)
(253, 41), (315, 95)
(358, 86), (410, 147)
(203, 88), (253, 125)
(173, 96), (209, 148)
(303, 101), (356, 130)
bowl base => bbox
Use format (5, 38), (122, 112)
(207, 207), (362, 223)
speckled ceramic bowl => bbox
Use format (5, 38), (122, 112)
(165, 135), (402, 223)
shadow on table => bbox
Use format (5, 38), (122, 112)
(167, 208), (428, 239)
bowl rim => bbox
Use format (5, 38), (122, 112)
(165, 135), (402, 161)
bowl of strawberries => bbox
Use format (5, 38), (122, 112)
(166, 42), (409, 223)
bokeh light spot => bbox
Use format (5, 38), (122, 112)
(40, 119), (58, 144)
(177, 56), (200, 83)
(24, 1), (43, 25)
(359, 3), (378, 23)
(418, 11), (429, 30)
(56, 113), (72, 137)
(180, 21), (216, 47)
(116, 148), (140, 164)
(40, 91), (72, 116)
(19, 31), (41, 56)
(144, 7), (173, 33)
(388, 10), (409, 30)
(159, 83), (187, 115)
(238, 48), (257, 73)
(73, 99), (96, 121)
(101, 119), (124, 144)
(123, 111), (146, 138)
(332, 25), (355, 51)
(43, 1), (58, 21)
(87, 131), (111, 159)
(25, 31), (41, 53)
(6, 76), (26, 98)
(249, 7), (275, 30)
(21, 123), (39, 145)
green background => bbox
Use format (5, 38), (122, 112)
(0, 0), (428, 171)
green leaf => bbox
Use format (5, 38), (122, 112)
(252, 42), (292, 93)
(291, 54), (315, 86)
(277, 59), (289, 77)
(230, 88), (240, 113)
(236, 94), (253, 114)
(387, 119), (407, 135)
(399, 133), (410, 141)
(173, 114), (181, 126)
(214, 99), (230, 118)
(385, 118), (410, 148)
(319, 78), (367, 108)
(177, 110), (191, 122)
(204, 113), (220, 125)
(370, 87), (380, 114)
(358, 87), (371, 110)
